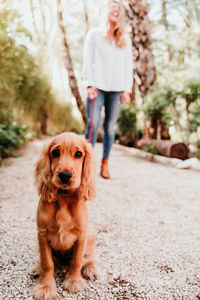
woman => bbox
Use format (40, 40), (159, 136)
(83, 0), (133, 179)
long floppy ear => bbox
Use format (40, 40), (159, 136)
(78, 140), (96, 201)
(34, 140), (56, 203)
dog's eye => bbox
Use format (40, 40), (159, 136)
(75, 151), (82, 158)
(52, 149), (60, 158)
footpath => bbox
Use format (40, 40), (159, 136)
(0, 138), (200, 299)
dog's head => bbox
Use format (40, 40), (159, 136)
(35, 132), (96, 202)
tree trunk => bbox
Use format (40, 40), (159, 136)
(83, 0), (89, 33)
(197, 127), (200, 149)
(161, 0), (172, 63)
(40, 105), (49, 135)
(124, 0), (156, 97)
(156, 119), (161, 140)
(171, 104), (182, 138)
(130, 74), (135, 104)
(29, 0), (41, 42)
(137, 139), (188, 159)
(38, 0), (47, 42)
(161, 0), (168, 30)
(143, 119), (170, 140)
(185, 97), (190, 146)
(57, 0), (87, 124)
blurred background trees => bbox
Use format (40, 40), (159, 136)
(143, 0), (200, 152)
(0, 0), (199, 161)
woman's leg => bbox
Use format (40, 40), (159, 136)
(103, 92), (121, 158)
(85, 90), (105, 147)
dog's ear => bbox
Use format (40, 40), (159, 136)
(34, 140), (56, 203)
(78, 140), (96, 201)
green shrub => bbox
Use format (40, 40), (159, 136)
(116, 103), (137, 146)
(143, 87), (171, 127)
(141, 144), (158, 155)
(0, 123), (27, 162)
(49, 101), (84, 134)
(194, 149), (200, 158)
(117, 103), (137, 135)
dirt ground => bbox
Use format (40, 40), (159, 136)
(0, 138), (200, 300)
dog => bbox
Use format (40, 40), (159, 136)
(32, 132), (98, 300)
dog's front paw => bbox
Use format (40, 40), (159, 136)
(82, 262), (99, 281)
(63, 275), (86, 293)
(32, 279), (57, 300)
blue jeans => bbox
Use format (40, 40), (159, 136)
(85, 90), (122, 158)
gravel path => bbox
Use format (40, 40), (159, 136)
(1, 138), (200, 300)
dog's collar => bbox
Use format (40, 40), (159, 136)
(57, 189), (76, 195)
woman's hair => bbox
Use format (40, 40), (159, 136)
(102, 0), (127, 48)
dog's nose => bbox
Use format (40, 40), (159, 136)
(58, 171), (72, 184)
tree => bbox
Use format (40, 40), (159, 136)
(57, 0), (87, 124)
(180, 80), (200, 145)
(124, 0), (156, 98)
(145, 0), (200, 146)
(142, 87), (170, 140)
(0, 3), (83, 137)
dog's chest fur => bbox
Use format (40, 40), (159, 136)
(47, 204), (79, 251)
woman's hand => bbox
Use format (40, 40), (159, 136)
(87, 86), (98, 100)
(121, 92), (130, 104)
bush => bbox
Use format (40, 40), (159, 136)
(0, 123), (27, 162)
(143, 87), (171, 127)
(117, 103), (136, 135)
(116, 103), (137, 146)
(141, 144), (158, 155)
(193, 149), (200, 158)
(49, 101), (84, 134)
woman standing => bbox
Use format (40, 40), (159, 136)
(83, 0), (133, 179)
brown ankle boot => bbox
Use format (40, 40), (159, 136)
(100, 158), (111, 179)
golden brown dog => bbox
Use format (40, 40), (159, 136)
(32, 132), (98, 300)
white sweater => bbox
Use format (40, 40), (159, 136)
(82, 28), (133, 93)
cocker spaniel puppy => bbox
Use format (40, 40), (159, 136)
(32, 132), (98, 300)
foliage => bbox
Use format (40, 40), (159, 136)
(49, 101), (84, 134)
(189, 99), (200, 132)
(0, 123), (27, 162)
(143, 86), (171, 126)
(0, 5), (84, 160)
(0, 6), (51, 126)
(141, 144), (158, 155)
(180, 80), (200, 104)
(116, 103), (137, 146)
(144, 0), (200, 145)
(193, 149), (200, 158)
(117, 103), (137, 135)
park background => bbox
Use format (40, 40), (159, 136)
(0, 0), (200, 162)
